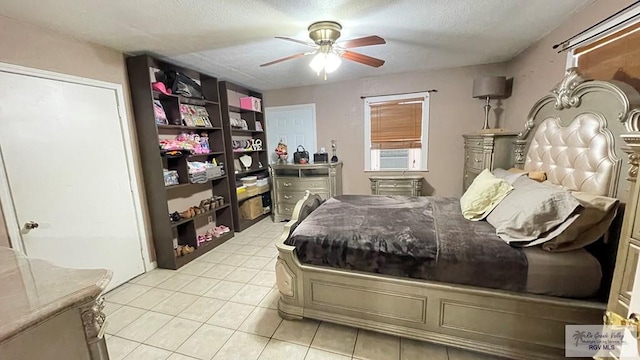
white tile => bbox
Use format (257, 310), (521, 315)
(106, 283), (152, 305)
(179, 277), (220, 296)
(258, 339), (308, 360)
(206, 301), (255, 330)
(400, 338), (447, 360)
(204, 280), (245, 300)
(311, 322), (358, 356)
(123, 344), (172, 360)
(133, 269), (177, 287)
(353, 330), (400, 360)
(156, 274), (197, 291)
(106, 306), (147, 334)
(230, 284), (272, 306)
(235, 245), (263, 256)
(262, 258), (277, 271)
(128, 288), (175, 310)
(177, 296), (226, 322)
(216, 243), (242, 253)
(263, 231), (283, 239)
(106, 335), (139, 360)
(254, 246), (278, 258)
(219, 253), (251, 266)
(273, 319), (320, 346)
(237, 307), (283, 337)
(199, 250), (232, 263)
(447, 347), (505, 360)
(224, 267), (259, 283)
(240, 256), (272, 270)
(167, 354), (199, 360)
(248, 237), (275, 247)
(228, 236), (254, 245)
(175, 324), (234, 360)
(248, 271), (276, 287)
(104, 301), (123, 316)
(212, 331), (269, 360)
(117, 311), (173, 342)
(178, 261), (213, 276)
(144, 317), (201, 351)
(257, 288), (280, 310)
(305, 348), (351, 360)
(202, 264), (237, 280)
(152, 292), (199, 316)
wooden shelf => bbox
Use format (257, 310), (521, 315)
(153, 91), (219, 106)
(175, 231), (234, 267)
(170, 203), (231, 227)
(237, 187), (270, 202)
(231, 129), (264, 135)
(232, 150), (266, 154)
(235, 168), (268, 176)
(228, 105), (262, 114)
(160, 150), (225, 158)
(157, 124), (222, 131)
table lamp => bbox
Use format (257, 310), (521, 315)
(472, 76), (506, 130)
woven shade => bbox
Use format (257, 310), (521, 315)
(472, 76), (506, 98)
(370, 99), (422, 149)
(576, 22), (640, 92)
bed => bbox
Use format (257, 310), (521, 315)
(274, 69), (640, 360)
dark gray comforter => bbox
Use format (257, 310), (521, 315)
(285, 195), (529, 292)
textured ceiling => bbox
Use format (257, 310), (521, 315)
(0, 0), (591, 90)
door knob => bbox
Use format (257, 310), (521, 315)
(24, 221), (39, 230)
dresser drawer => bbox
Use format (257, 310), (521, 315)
(463, 168), (481, 191)
(466, 150), (486, 170)
(277, 191), (329, 204)
(465, 137), (485, 150)
(375, 180), (415, 189)
(277, 204), (296, 216)
(275, 178), (329, 191)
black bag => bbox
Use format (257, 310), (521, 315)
(157, 70), (204, 99)
(293, 145), (310, 164)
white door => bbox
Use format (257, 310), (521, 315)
(265, 104), (317, 163)
(0, 68), (145, 289)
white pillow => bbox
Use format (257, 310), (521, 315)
(460, 169), (513, 221)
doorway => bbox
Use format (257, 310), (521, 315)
(0, 63), (148, 289)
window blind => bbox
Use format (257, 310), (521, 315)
(576, 21), (640, 91)
(370, 98), (422, 150)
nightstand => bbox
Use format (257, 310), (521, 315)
(369, 175), (423, 196)
(463, 132), (518, 191)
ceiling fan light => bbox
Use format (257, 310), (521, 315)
(309, 53), (325, 73)
(324, 52), (342, 73)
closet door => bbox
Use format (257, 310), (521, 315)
(0, 69), (145, 289)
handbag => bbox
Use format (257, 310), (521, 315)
(293, 145), (310, 164)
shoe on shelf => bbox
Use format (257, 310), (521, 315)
(217, 225), (230, 233)
(182, 245), (195, 254)
(175, 245), (183, 257)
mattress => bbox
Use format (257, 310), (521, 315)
(286, 195), (602, 298)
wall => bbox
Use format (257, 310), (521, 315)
(264, 63), (509, 197)
(0, 16), (153, 261)
(504, 0), (634, 130)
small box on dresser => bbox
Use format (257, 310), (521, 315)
(462, 132), (518, 191)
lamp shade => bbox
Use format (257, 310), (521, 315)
(472, 76), (506, 98)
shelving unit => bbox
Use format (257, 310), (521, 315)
(219, 81), (271, 231)
(126, 54), (235, 270)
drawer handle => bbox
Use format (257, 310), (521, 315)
(474, 159), (482, 163)
(284, 195), (292, 199)
(284, 207), (291, 212)
(283, 182), (292, 187)
(477, 141), (482, 145)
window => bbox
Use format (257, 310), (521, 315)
(364, 92), (429, 171)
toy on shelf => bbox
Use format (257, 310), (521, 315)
(275, 140), (288, 163)
(159, 132), (211, 154)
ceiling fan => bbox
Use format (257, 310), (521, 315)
(260, 21), (386, 78)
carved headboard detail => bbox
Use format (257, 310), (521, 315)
(515, 68), (640, 200)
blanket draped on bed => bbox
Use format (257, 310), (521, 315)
(285, 195), (529, 292)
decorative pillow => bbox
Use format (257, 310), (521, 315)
(541, 192), (619, 252)
(486, 176), (582, 245)
(460, 169), (513, 221)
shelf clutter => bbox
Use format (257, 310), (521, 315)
(127, 54), (235, 270)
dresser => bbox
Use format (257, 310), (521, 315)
(369, 175), (423, 196)
(462, 132), (518, 191)
(269, 162), (343, 222)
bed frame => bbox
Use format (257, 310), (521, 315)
(275, 69), (640, 360)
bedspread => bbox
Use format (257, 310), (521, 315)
(286, 195), (529, 292)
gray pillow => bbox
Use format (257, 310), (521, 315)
(486, 176), (582, 246)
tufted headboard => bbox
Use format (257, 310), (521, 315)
(515, 68), (640, 200)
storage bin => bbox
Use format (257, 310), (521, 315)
(163, 169), (179, 186)
(239, 96), (262, 112)
(240, 197), (263, 220)
(241, 176), (258, 186)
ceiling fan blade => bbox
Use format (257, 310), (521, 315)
(260, 52), (310, 67)
(342, 51), (385, 68)
(339, 35), (386, 49)
(275, 36), (316, 47)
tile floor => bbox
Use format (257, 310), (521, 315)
(104, 218), (503, 360)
